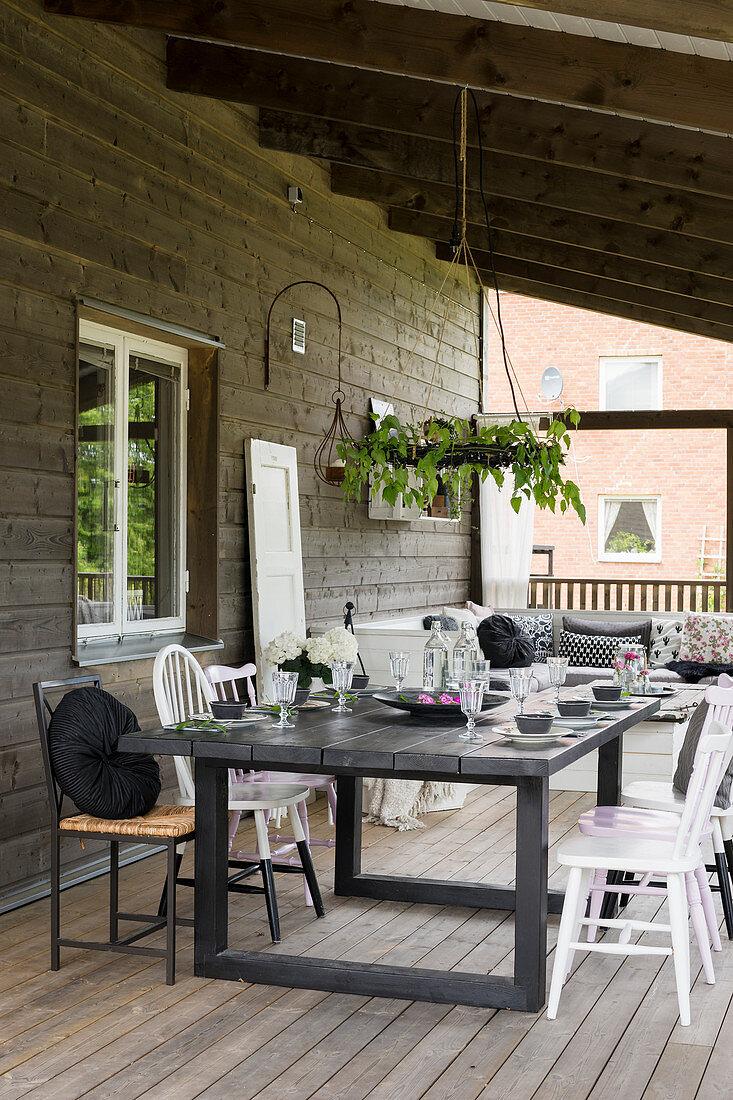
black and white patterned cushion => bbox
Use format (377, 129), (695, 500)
(648, 618), (685, 668)
(558, 630), (642, 668)
(511, 614), (554, 662)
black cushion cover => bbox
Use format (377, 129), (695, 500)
(48, 687), (161, 819)
(674, 699), (733, 810)
(477, 614), (535, 668)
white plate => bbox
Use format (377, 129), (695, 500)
(553, 716), (599, 730)
(491, 724), (567, 748)
(628, 687), (677, 698)
(590, 699), (633, 710)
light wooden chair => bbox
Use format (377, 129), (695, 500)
(203, 661), (337, 907)
(548, 719), (733, 1026)
(620, 680), (733, 937)
(152, 645), (326, 938)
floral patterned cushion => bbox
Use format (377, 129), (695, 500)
(677, 613), (733, 664)
(648, 618), (685, 668)
(510, 613), (554, 662)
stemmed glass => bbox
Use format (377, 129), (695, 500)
(331, 661), (354, 714)
(272, 671), (299, 728)
(547, 656), (569, 707)
(458, 679), (486, 742)
(509, 668), (534, 715)
(389, 651), (409, 694)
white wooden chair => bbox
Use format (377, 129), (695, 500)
(548, 719), (733, 1026)
(152, 644), (326, 938)
(203, 661), (337, 906)
(620, 680), (733, 937)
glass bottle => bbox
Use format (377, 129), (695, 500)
(423, 618), (449, 692)
(452, 621), (479, 684)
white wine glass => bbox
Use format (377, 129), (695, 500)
(331, 661), (354, 714)
(389, 650), (409, 694)
(509, 668), (534, 715)
(458, 679), (486, 742)
(272, 671), (299, 728)
(547, 656), (569, 707)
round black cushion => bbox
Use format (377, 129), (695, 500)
(48, 687), (161, 819)
(477, 614), (535, 668)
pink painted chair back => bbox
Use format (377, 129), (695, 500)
(204, 663), (257, 707)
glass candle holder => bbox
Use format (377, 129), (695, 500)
(330, 661), (354, 714)
(272, 671), (299, 728)
(458, 679), (486, 742)
(389, 650), (409, 693)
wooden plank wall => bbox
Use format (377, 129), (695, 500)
(0, 0), (479, 898)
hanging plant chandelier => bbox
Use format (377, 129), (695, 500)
(265, 280), (354, 486)
(337, 87), (585, 523)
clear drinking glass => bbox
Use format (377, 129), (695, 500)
(547, 656), (569, 706)
(509, 668), (534, 715)
(458, 679), (486, 742)
(331, 661), (354, 714)
(471, 658), (492, 686)
(389, 650), (409, 694)
(272, 671), (299, 728)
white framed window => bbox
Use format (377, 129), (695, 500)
(598, 496), (661, 563)
(77, 319), (188, 641)
(599, 356), (662, 410)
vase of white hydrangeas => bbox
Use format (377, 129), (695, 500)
(263, 627), (360, 698)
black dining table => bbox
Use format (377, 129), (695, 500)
(120, 689), (659, 1012)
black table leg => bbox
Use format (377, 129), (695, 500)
(194, 758), (229, 976)
(597, 732), (624, 921)
(514, 775), (549, 1013)
(334, 775), (363, 896)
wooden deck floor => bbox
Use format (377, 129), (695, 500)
(1, 785), (732, 1099)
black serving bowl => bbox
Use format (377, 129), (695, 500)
(556, 698), (592, 717)
(515, 711), (555, 735)
(592, 684), (622, 701)
(294, 687), (311, 706)
(351, 674), (370, 691)
(210, 700), (247, 720)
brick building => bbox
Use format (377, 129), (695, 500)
(484, 294), (732, 583)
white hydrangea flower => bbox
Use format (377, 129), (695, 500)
(263, 631), (305, 666)
(322, 627), (359, 663)
(305, 634), (334, 666)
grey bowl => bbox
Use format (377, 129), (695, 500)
(351, 674), (370, 691)
(557, 699), (592, 717)
(210, 700), (247, 720)
(515, 712), (555, 735)
(592, 684), (622, 701)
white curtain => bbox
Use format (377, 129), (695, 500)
(480, 474), (535, 609)
(641, 499), (658, 549)
(603, 500), (622, 548)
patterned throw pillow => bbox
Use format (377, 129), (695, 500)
(648, 618), (685, 668)
(678, 613), (733, 664)
(511, 614), (554, 662)
(558, 630), (642, 668)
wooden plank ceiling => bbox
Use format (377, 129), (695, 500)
(46, 0), (733, 340)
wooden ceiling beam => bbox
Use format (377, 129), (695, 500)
(501, 1), (733, 45)
(468, 253), (733, 331)
(45, 0), (733, 131)
(430, 240), (733, 317)
(166, 40), (733, 200)
(260, 111), (733, 246)
(484, 273), (733, 344)
(331, 164), (733, 280)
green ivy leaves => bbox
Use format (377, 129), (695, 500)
(336, 412), (586, 524)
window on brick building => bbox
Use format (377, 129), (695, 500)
(599, 496), (661, 562)
(599, 356), (662, 410)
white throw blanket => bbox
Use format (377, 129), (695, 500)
(362, 778), (465, 830)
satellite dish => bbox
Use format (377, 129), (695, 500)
(540, 366), (563, 400)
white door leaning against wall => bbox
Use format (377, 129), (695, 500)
(244, 440), (306, 701)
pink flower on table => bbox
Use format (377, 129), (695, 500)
(439, 693), (460, 704)
(418, 694), (435, 704)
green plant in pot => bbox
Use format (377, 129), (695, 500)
(263, 628), (360, 701)
(337, 411), (585, 523)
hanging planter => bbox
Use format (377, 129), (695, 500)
(337, 411), (586, 522)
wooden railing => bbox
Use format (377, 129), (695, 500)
(528, 576), (727, 613)
(78, 573), (157, 606)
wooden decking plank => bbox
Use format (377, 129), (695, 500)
(640, 1042), (711, 1100)
(694, 991), (733, 1099)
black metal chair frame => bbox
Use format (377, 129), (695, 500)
(33, 676), (194, 985)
